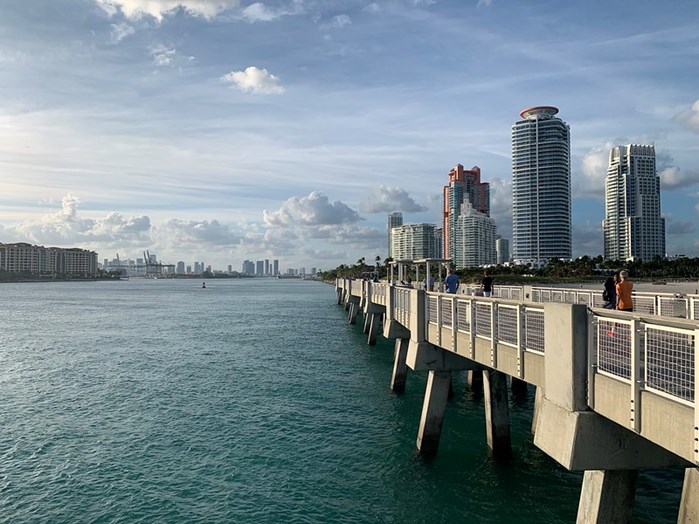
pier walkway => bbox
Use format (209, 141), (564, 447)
(336, 277), (699, 523)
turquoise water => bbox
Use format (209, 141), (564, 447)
(0, 279), (683, 523)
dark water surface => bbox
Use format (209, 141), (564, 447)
(0, 279), (683, 522)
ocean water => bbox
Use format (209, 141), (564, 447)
(0, 278), (684, 523)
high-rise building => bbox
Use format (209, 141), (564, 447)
(176, 261), (185, 274)
(256, 260), (264, 276)
(512, 106), (571, 267)
(390, 223), (437, 260)
(443, 164), (490, 260)
(273, 259), (279, 276)
(496, 236), (510, 265)
(452, 202), (497, 268)
(387, 212), (403, 259)
(264, 259), (270, 276)
(603, 144), (665, 261)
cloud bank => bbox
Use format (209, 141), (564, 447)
(96, 0), (240, 21)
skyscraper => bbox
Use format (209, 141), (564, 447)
(443, 164), (490, 259)
(603, 144), (665, 261)
(387, 212), (403, 259)
(512, 106), (571, 267)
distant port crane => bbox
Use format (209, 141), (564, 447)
(111, 251), (176, 278)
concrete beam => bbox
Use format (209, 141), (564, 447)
(531, 386), (544, 435)
(416, 370), (452, 457)
(390, 338), (409, 393)
(576, 470), (637, 524)
(534, 397), (690, 470)
(383, 319), (410, 340)
(407, 340), (475, 372)
(483, 369), (512, 457)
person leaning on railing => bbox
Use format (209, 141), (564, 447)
(616, 270), (633, 312)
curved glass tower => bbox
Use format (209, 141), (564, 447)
(512, 106), (571, 267)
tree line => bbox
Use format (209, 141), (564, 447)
(319, 255), (699, 284)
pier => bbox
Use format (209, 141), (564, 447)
(336, 274), (699, 523)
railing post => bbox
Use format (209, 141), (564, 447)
(469, 299), (476, 359)
(630, 318), (642, 433)
(491, 302), (498, 368)
(694, 327), (699, 464)
(517, 304), (525, 379)
(587, 312), (597, 410)
(451, 295), (457, 353)
(436, 294), (442, 347)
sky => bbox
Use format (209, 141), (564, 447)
(1, 0), (698, 271)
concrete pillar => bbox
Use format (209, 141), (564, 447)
(348, 301), (359, 324)
(576, 470), (637, 524)
(483, 369), (511, 457)
(467, 369), (483, 394)
(362, 309), (371, 333)
(511, 377), (528, 397)
(390, 338), (409, 393)
(678, 468), (699, 523)
(416, 370), (452, 457)
(531, 386), (544, 435)
(368, 313), (381, 345)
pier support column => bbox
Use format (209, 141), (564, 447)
(678, 468), (699, 523)
(347, 300), (359, 325)
(576, 470), (637, 524)
(416, 370), (452, 457)
(531, 386), (544, 435)
(367, 313), (381, 345)
(466, 369), (483, 395)
(362, 309), (371, 333)
(483, 369), (511, 457)
(511, 377), (528, 397)
(390, 338), (409, 393)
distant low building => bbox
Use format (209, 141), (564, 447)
(0, 242), (98, 277)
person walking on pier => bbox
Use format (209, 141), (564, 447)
(445, 269), (460, 294)
(481, 271), (494, 297)
(616, 270), (633, 312)
(603, 271), (619, 309)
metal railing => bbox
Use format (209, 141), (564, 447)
(591, 313), (698, 405)
(424, 292), (546, 354)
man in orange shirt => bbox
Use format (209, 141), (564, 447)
(616, 270), (633, 312)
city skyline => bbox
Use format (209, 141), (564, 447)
(1, 0), (698, 269)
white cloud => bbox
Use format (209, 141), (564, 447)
(673, 99), (699, 133)
(239, 1), (303, 22)
(359, 185), (427, 213)
(241, 2), (278, 21)
(221, 66), (285, 95)
(326, 14), (352, 28)
(488, 177), (512, 239)
(109, 23), (135, 43)
(321, 14), (352, 29)
(579, 142), (616, 198)
(477, 0), (493, 7)
(263, 191), (362, 227)
(95, 0), (240, 21)
(11, 194), (151, 247)
(363, 3), (381, 13)
(151, 46), (177, 66)
(659, 166), (699, 190)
